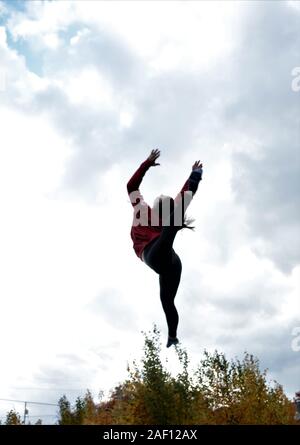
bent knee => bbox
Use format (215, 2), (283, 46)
(172, 252), (182, 269)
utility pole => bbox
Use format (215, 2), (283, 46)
(23, 401), (28, 425)
(295, 391), (300, 421)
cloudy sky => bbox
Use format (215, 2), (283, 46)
(0, 0), (299, 424)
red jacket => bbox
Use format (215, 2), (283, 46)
(127, 158), (201, 260)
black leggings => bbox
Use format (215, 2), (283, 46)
(142, 225), (182, 338)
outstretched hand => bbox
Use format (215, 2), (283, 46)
(192, 160), (203, 171)
(147, 148), (161, 166)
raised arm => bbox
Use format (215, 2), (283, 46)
(127, 149), (160, 206)
(189, 160), (203, 194)
(174, 160), (203, 213)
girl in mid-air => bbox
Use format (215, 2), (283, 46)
(127, 149), (203, 347)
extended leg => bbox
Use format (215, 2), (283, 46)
(159, 252), (182, 339)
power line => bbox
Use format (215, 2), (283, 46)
(6, 388), (84, 390)
(0, 398), (59, 425)
(0, 414), (57, 420)
(5, 387), (101, 391)
(0, 398), (58, 406)
(26, 415), (57, 418)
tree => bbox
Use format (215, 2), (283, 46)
(58, 391), (99, 425)
(55, 326), (297, 425)
(105, 325), (210, 424)
(58, 395), (73, 425)
(5, 409), (22, 425)
(195, 350), (294, 424)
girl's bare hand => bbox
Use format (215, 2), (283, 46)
(147, 148), (161, 166)
(192, 160), (203, 171)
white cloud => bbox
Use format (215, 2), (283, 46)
(0, 1), (7, 17)
(63, 67), (115, 109)
(7, 0), (75, 40)
(0, 25), (7, 47)
(43, 32), (61, 49)
(70, 27), (90, 46)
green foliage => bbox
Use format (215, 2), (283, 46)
(195, 350), (294, 424)
(4, 409), (22, 425)
(58, 390), (97, 425)
(58, 395), (73, 425)
(2, 327), (296, 425)
(76, 325), (296, 425)
(29, 326), (299, 425)
(97, 326), (296, 425)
